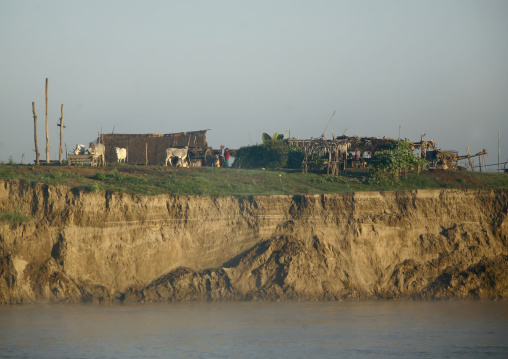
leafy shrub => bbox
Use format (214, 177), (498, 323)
(262, 132), (285, 144)
(234, 141), (303, 169)
(369, 141), (427, 179)
(110, 169), (124, 181)
(94, 171), (107, 181)
(87, 183), (101, 192)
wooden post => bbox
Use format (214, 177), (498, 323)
(45, 78), (50, 164)
(58, 104), (64, 164)
(327, 151), (331, 175)
(146, 143), (148, 165)
(499, 131), (501, 173)
(466, 146), (474, 171)
(344, 151), (347, 174)
(421, 133), (424, 158)
(32, 102), (40, 165)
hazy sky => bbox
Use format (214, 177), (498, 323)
(1, 0), (507, 169)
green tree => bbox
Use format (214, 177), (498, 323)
(234, 132), (303, 169)
(369, 141), (427, 180)
(262, 132), (285, 144)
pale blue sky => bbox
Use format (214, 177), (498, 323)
(1, 0), (507, 169)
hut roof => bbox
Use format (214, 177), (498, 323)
(289, 135), (399, 155)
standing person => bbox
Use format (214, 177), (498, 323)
(219, 145), (225, 168)
(224, 148), (230, 167)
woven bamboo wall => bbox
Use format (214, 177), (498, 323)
(99, 130), (208, 165)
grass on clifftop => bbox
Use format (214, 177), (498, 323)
(0, 163), (507, 196)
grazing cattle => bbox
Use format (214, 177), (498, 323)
(72, 144), (86, 155)
(87, 143), (106, 167)
(165, 146), (189, 167)
(115, 147), (127, 163)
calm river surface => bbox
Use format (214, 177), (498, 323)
(1, 301), (507, 358)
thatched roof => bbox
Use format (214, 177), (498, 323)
(289, 135), (399, 156)
(334, 135), (398, 153)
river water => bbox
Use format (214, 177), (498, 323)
(1, 301), (507, 358)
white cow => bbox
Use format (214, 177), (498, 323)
(72, 144), (86, 155)
(165, 146), (189, 167)
(115, 147), (127, 163)
(87, 143), (106, 167)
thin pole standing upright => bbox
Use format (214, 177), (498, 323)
(58, 104), (64, 164)
(32, 102), (40, 165)
(498, 131), (501, 173)
(45, 78), (50, 164)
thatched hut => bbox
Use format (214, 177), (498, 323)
(99, 130), (209, 165)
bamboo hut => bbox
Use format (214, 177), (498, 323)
(100, 130), (209, 165)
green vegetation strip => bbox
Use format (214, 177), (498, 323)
(0, 211), (32, 226)
(1, 164), (507, 197)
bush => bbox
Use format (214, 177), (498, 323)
(233, 144), (265, 169)
(94, 171), (107, 181)
(234, 141), (304, 169)
(87, 183), (101, 193)
(369, 141), (427, 179)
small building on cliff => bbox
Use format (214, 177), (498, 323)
(99, 130), (209, 165)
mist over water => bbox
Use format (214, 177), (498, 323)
(1, 301), (506, 358)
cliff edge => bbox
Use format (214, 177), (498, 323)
(1, 179), (507, 303)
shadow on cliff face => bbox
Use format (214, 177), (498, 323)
(121, 233), (508, 303)
(122, 236), (348, 302)
(2, 231), (507, 304)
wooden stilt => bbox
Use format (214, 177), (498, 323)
(32, 102), (40, 165)
(45, 78), (50, 164)
(58, 104), (64, 164)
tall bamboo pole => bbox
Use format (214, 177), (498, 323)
(466, 145), (473, 171)
(45, 78), (50, 163)
(58, 104), (64, 164)
(32, 102), (40, 165)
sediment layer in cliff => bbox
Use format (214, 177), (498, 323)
(1, 179), (507, 304)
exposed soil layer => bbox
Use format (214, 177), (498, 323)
(1, 179), (507, 304)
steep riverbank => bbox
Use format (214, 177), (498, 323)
(1, 179), (507, 303)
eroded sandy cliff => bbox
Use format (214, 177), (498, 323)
(1, 179), (507, 303)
